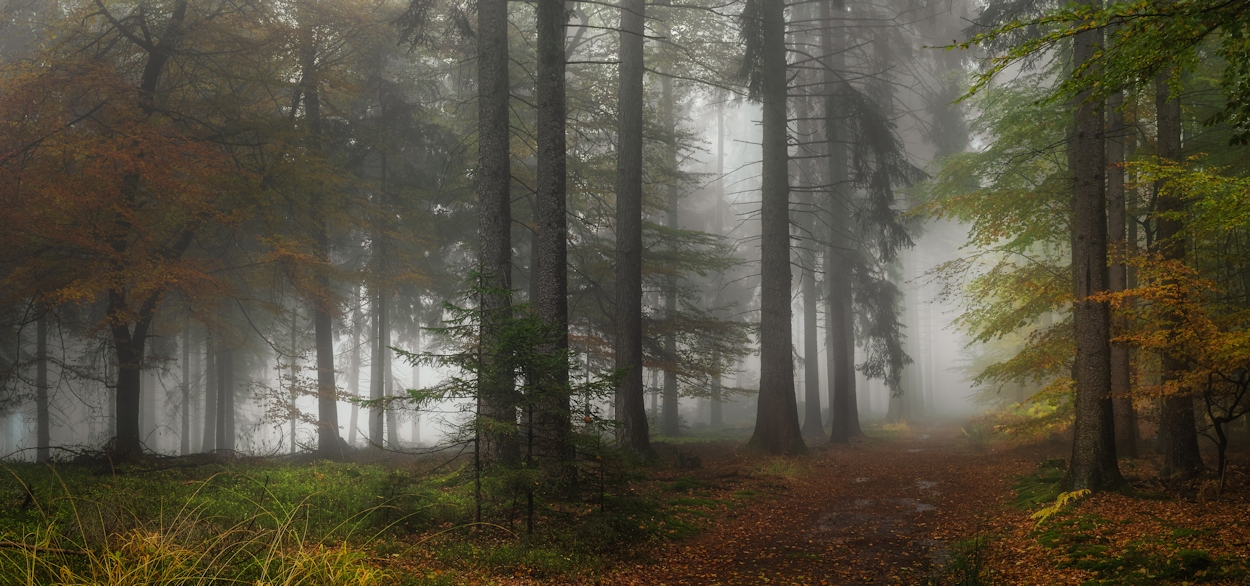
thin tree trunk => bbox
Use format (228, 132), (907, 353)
(536, 0), (575, 486)
(1107, 90), (1138, 459)
(747, 0), (805, 455)
(348, 292), (361, 447)
(216, 337), (234, 453)
(411, 327), (421, 445)
(293, 308), (303, 452)
(1067, 16), (1122, 491)
(180, 319), (190, 456)
(797, 91), (824, 437)
(370, 289), (386, 448)
(202, 336), (216, 452)
(710, 103), (726, 429)
(1154, 69), (1203, 476)
(613, 0), (650, 452)
(658, 3), (681, 438)
(36, 310), (49, 462)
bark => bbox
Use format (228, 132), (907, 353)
(823, 0), (861, 443)
(202, 337), (216, 452)
(297, 25), (343, 460)
(370, 289), (387, 448)
(1107, 90), (1138, 459)
(659, 1), (681, 438)
(294, 308), (305, 452)
(1067, 19), (1122, 491)
(106, 0), (190, 459)
(746, 0), (806, 455)
(612, 0), (651, 455)
(535, 0), (575, 486)
(180, 320), (190, 456)
(478, 0), (520, 466)
(710, 104), (726, 429)
(798, 95), (824, 437)
(215, 336), (234, 453)
(36, 310), (49, 462)
(1154, 70), (1203, 476)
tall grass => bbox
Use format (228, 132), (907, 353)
(0, 461), (464, 585)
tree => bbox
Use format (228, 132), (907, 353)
(742, 0), (806, 455)
(1066, 6), (1123, 490)
(613, 0), (654, 458)
(1153, 73), (1204, 476)
(534, 0), (576, 483)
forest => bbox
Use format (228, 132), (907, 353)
(0, 0), (1248, 583)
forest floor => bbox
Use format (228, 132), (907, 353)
(3, 419), (1247, 585)
(403, 418), (1249, 585)
(598, 420), (1039, 585)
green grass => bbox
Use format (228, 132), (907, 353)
(1013, 459), (1067, 509)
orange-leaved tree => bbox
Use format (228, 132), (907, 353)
(0, 3), (247, 457)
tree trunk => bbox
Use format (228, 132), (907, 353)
(1107, 90), (1138, 459)
(180, 319), (190, 456)
(216, 336), (234, 453)
(294, 307), (304, 452)
(747, 0), (805, 455)
(658, 4), (681, 438)
(347, 292), (361, 447)
(710, 103), (726, 429)
(297, 30), (343, 460)
(188, 329), (200, 450)
(202, 336), (216, 452)
(478, 0), (520, 466)
(1154, 69), (1203, 476)
(613, 0), (651, 456)
(797, 93), (824, 437)
(535, 0), (575, 486)
(823, 0), (860, 443)
(36, 310), (49, 462)
(1067, 18), (1122, 491)
(370, 289), (386, 448)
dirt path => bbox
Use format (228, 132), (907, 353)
(604, 422), (1051, 585)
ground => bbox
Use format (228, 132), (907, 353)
(3, 419), (1248, 585)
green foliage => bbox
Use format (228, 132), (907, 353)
(1013, 459), (1067, 509)
(930, 536), (994, 586)
(1036, 517), (1246, 584)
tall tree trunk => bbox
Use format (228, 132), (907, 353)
(535, 0), (575, 486)
(797, 92), (824, 437)
(180, 319), (190, 456)
(293, 308), (304, 452)
(202, 336), (216, 452)
(658, 1), (681, 438)
(613, 0), (651, 456)
(1154, 69), (1203, 476)
(478, 0), (520, 466)
(823, 0), (860, 443)
(216, 336), (234, 453)
(188, 329), (200, 450)
(747, 0), (805, 455)
(296, 28), (344, 460)
(411, 327), (421, 445)
(710, 103), (726, 429)
(36, 310), (49, 462)
(347, 292), (361, 447)
(1107, 90), (1138, 459)
(370, 289), (387, 448)
(1067, 18), (1122, 491)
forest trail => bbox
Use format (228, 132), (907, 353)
(605, 421), (1051, 585)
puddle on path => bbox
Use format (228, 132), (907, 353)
(854, 477), (870, 483)
(916, 480), (938, 490)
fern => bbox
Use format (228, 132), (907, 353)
(1030, 489), (1090, 528)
